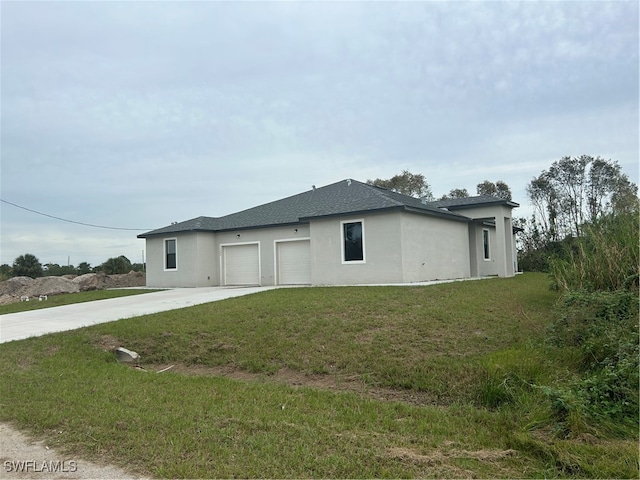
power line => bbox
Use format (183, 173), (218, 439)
(0, 198), (153, 231)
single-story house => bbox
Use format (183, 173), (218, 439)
(138, 179), (519, 287)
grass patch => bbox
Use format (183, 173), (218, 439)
(0, 274), (637, 478)
(0, 289), (159, 315)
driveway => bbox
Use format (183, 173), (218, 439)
(0, 286), (277, 344)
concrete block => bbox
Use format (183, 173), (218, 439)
(115, 347), (140, 364)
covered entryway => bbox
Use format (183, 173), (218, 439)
(222, 243), (260, 285)
(276, 239), (311, 285)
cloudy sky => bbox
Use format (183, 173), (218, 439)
(1, 1), (638, 268)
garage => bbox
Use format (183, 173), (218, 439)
(222, 243), (260, 285)
(277, 240), (311, 285)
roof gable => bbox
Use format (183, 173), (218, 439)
(138, 179), (488, 238)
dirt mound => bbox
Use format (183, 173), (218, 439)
(2, 277), (35, 294)
(73, 273), (116, 291)
(24, 276), (80, 297)
(0, 272), (146, 305)
(111, 271), (146, 288)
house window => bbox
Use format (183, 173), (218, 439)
(342, 220), (365, 263)
(165, 238), (177, 270)
(482, 229), (490, 260)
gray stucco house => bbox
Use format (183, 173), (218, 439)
(138, 179), (519, 287)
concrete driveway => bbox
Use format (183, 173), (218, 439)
(0, 286), (277, 344)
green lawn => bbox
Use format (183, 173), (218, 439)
(0, 289), (159, 315)
(0, 274), (636, 478)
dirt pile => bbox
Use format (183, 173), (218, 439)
(0, 272), (146, 305)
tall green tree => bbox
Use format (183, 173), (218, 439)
(0, 264), (12, 280)
(101, 255), (132, 275)
(77, 262), (92, 275)
(367, 170), (434, 200)
(477, 180), (512, 200)
(43, 263), (76, 276)
(439, 188), (469, 200)
(12, 253), (43, 278)
(526, 155), (637, 241)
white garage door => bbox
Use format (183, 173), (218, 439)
(223, 244), (260, 285)
(277, 240), (311, 285)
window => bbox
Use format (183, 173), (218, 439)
(482, 229), (490, 260)
(342, 220), (365, 263)
(165, 238), (177, 270)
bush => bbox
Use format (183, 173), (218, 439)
(101, 255), (133, 275)
(541, 209), (639, 436)
(545, 290), (639, 435)
(518, 240), (567, 273)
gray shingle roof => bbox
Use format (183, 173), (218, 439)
(430, 195), (519, 209)
(138, 180), (516, 238)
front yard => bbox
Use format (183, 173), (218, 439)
(0, 274), (636, 478)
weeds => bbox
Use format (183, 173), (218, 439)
(550, 211), (639, 292)
(544, 210), (639, 438)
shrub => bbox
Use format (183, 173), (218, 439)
(545, 290), (639, 435)
(101, 255), (133, 274)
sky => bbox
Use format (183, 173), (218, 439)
(1, 1), (638, 268)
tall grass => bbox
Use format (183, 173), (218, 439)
(545, 210), (639, 437)
(550, 211), (639, 292)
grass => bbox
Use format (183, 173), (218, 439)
(0, 274), (637, 478)
(0, 289), (159, 315)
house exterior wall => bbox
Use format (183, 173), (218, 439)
(400, 212), (470, 282)
(214, 224), (310, 286)
(470, 223), (499, 277)
(145, 232), (217, 288)
(309, 212), (404, 285)
(143, 204), (516, 287)
(446, 204), (516, 277)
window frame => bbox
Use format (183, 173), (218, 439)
(341, 219), (366, 264)
(482, 228), (491, 261)
(164, 238), (178, 271)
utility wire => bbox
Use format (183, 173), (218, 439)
(0, 198), (153, 231)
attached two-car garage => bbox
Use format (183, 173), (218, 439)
(221, 240), (311, 286)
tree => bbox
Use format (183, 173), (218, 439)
(527, 155), (637, 241)
(367, 170), (434, 200)
(43, 263), (76, 276)
(77, 262), (92, 275)
(477, 180), (512, 200)
(0, 264), (12, 280)
(439, 188), (469, 200)
(130, 263), (145, 273)
(12, 253), (43, 278)
(101, 255), (133, 275)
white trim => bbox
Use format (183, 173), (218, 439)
(163, 237), (178, 271)
(219, 241), (261, 286)
(274, 237), (311, 285)
(482, 228), (491, 261)
(340, 219), (366, 264)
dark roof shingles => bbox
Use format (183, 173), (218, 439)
(138, 180), (513, 238)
